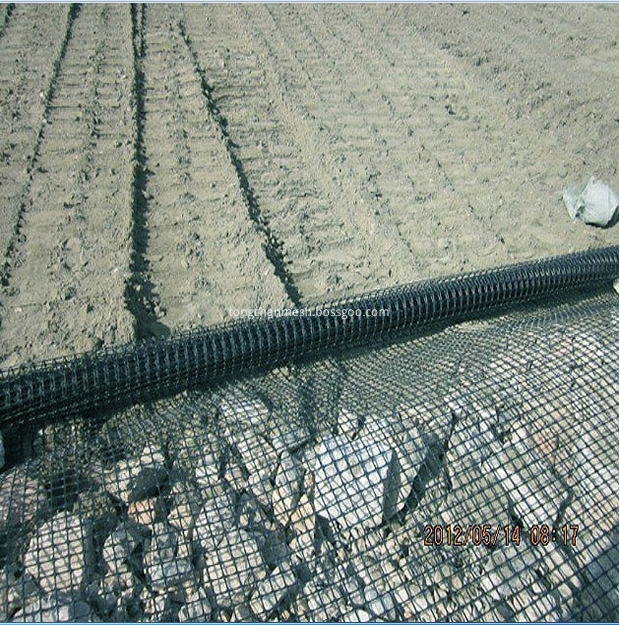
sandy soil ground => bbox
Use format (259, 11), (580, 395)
(1, 3), (619, 368)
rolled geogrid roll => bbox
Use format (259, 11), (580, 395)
(2, 246), (619, 428)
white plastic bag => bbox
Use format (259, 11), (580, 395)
(563, 177), (619, 227)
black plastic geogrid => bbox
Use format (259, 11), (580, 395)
(2, 246), (619, 431)
(1, 247), (619, 622)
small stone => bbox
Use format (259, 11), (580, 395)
(314, 435), (400, 529)
(305, 580), (345, 621)
(544, 544), (580, 603)
(365, 417), (425, 512)
(102, 522), (142, 575)
(511, 587), (561, 621)
(484, 433), (569, 529)
(149, 558), (195, 592)
(261, 527), (290, 567)
(290, 494), (315, 537)
(289, 531), (314, 566)
(168, 502), (196, 541)
(237, 493), (268, 530)
(449, 417), (501, 470)
(272, 451), (303, 526)
(0, 465), (48, 533)
(219, 394), (269, 430)
(224, 461), (248, 492)
(144, 521), (177, 565)
(142, 592), (170, 621)
(127, 497), (163, 532)
(272, 428), (311, 455)
(338, 408), (362, 440)
(342, 574), (366, 608)
(248, 471), (274, 508)
(178, 588), (212, 622)
(194, 453), (220, 488)
(573, 428), (619, 532)
(105, 444), (168, 503)
(23, 512), (92, 593)
(205, 527), (267, 609)
(400, 400), (452, 444)
(249, 560), (297, 617)
(11, 590), (92, 622)
(340, 607), (372, 622)
(234, 433), (279, 479)
(85, 579), (117, 617)
(193, 489), (235, 552)
(2, 569), (42, 619)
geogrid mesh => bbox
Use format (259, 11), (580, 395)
(1, 289), (619, 621)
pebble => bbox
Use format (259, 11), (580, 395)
(485, 436), (568, 529)
(338, 408), (362, 439)
(237, 492), (268, 530)
(450, 418), (500, 470)
(305, 581), (344, 621)
(234, 432), (279, 479)
(314, 435), (399, 529)
(573, 429), (619, 532)
(289, 493), (315, 537)
(205, 527), (266, 609)
(289, 530), (314, 566)
(261, 529), (290, 568)
(102, 522), (142, 575)
(85, 580), (117, 617)
(247, 471), (274, 508)
(367, 589), (398, 620)
(142, 592), (169, 621)
(272, 428), (311, 455)
(232, 602), (254, 622)
(363, 416), (426, 514)
(219, 395), (269, 430)
(400, 400), (452, 444)
(143, 522), (178, 568)
(511, 587), (560, 621)
(0, 465), (48, 534)
(105, 444), (168, 503)
(340, 607), (373, 622)
(194, 452), (220, 488)
(1, 569), (41, 620)
(249, 561), (297, 617)
(342, 574), (366, 608)
(127, 497), (162, 532)
(11, 590), (92, 622)
(193, 489), (235, 552)
(168, 502), (196, 539)
(23, 511), (91, 593)
(224, 461), (249, 492)
(148, 558), (195, 592)
(272, 451), (303, 526)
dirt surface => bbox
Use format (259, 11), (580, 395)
(1, 3), (619, 368)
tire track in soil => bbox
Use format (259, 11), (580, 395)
(125, 3), (160, 339)
(346, 5), (619, 258)
(183, 5), (419, 301)
(178, 15), (302, 309)
(0, 4), (74, 279)
(0, 4), (135, 368)
(136, 4), (290, 333)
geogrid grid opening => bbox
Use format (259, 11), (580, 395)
(1, 250), (619, 622)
